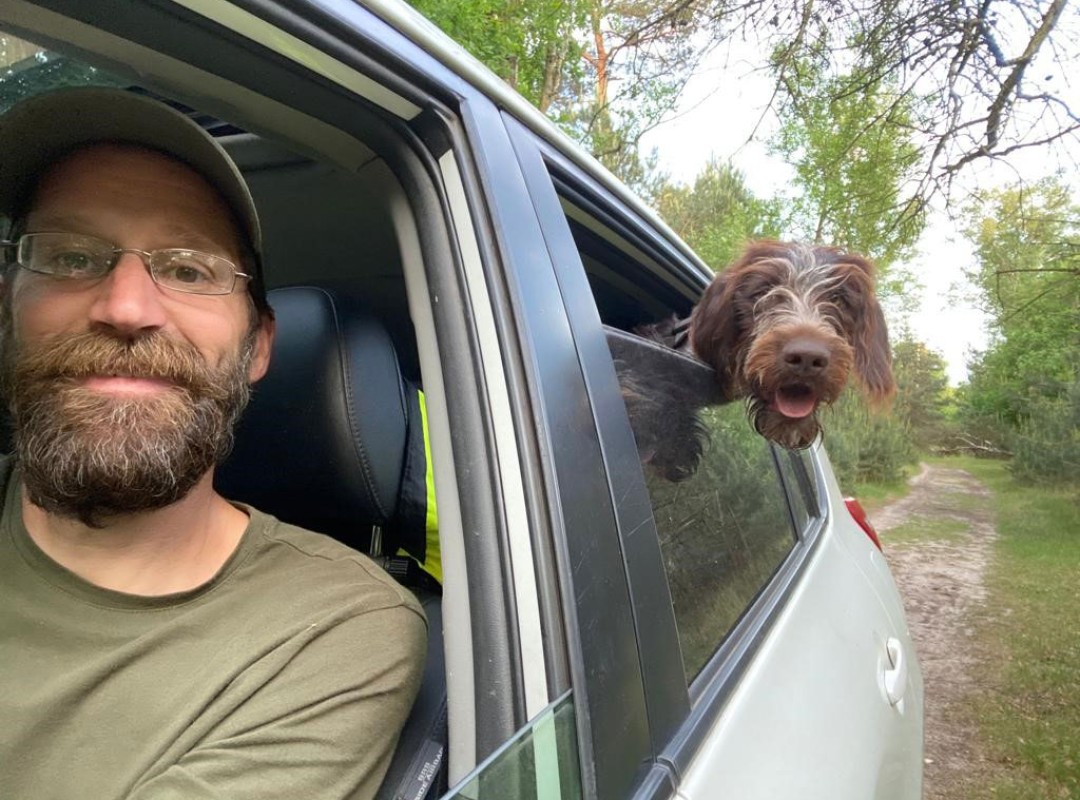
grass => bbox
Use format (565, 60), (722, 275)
(935, 489), (986, 514)
(884, 515), (970, 546)
(848, 462), (921, 514)
(939, 456), (1080, 799)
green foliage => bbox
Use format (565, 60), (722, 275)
(844, 473), (913, 515)
(822, 389), (916, 486)
(1010, 381), (1080, 484)
(770, 59), (925, 272)
(958, 177), (1080, 479)
(891, 337), (954, 451)
(655, 159), (781, 270)
(563, 1), (725, 195)
(592, 128), (668, 204)
(758, 2), (1078, 206)
(405, 0), (584, 112)
(407, 0), (722, 194)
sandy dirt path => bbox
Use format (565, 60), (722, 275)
(870, 463), (999, 800)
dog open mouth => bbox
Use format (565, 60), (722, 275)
(772, 384), (818, 419)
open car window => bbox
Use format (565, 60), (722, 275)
(602, 315), (800, 683)
(553, 185), (804, 685)
(0, 18), (487, 793)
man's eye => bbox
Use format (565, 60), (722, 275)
(155, 253), (220, 288)
(173, 264), (212, 284)
(48, 250), (99, 275)
(163, 257), (211, 282)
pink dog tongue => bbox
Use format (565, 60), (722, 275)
(775, 389), (817, 419)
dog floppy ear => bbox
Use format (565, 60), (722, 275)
(829, 249), (895, 407)
(688, 269), (741, 395)
(690, 241), (793, 397)
(852, 283), (896, 407)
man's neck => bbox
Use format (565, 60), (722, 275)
(20, 473), (251, 596)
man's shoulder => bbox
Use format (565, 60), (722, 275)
(239, 506), (426, 621)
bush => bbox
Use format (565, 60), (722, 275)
(821, 390), (917, 486)
(1009, 380), (1080, 484)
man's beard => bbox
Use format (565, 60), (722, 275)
(0, 328), (255, 526)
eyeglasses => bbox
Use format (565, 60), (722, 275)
(1, 232), (252, 296)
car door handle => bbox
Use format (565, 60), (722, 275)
(883, 637), (907, 706)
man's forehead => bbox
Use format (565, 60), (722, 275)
(36, 142), (222, 197)
(25, 144), (245, 254)
(26, 210), (228, 252)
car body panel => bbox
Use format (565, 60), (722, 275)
(675, 450), (922, 800)
(673, 483), (920, 794)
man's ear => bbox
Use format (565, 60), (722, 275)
(247, 314), (276, 383)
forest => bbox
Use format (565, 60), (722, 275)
(407, 0), (1079, 487)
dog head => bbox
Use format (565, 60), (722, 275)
(689, 240), (895, 449)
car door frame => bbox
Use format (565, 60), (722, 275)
(1, 0), (584, 786)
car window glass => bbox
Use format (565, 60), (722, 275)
(643, 392), (798, 682)
(445, 693), (581, 800)
(0, 35), (126, 115)
(559, 207), (800, 684)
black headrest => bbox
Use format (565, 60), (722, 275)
(216, 285), (413, 552)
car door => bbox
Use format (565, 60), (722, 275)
(504, 118), (923, 799)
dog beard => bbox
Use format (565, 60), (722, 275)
(0, 329), (255, 526)
(746, 397), (822, 450)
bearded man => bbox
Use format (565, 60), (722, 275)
(0, 88), (426, 799)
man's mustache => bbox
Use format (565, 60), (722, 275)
(11, 331), (236, 402)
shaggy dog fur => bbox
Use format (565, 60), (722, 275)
(616, 239), (895, 479)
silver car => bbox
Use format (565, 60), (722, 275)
(1, 1), (923, 797)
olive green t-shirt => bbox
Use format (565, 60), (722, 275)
(0, 459), (427, 800)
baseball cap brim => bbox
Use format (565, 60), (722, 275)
(0, 87), (264, 298)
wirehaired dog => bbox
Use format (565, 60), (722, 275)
(617, 240), (894, 478)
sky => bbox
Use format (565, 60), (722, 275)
(639, 44), (993, 386)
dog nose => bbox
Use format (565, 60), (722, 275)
(782, 339), (831, 374)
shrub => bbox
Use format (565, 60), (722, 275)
(1009, 380), (1080, 484)
(821, 390), (917, 486)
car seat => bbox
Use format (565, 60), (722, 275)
(216, 284), (447, 800)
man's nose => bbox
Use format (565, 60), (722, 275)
(88, 252), (168, 335)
